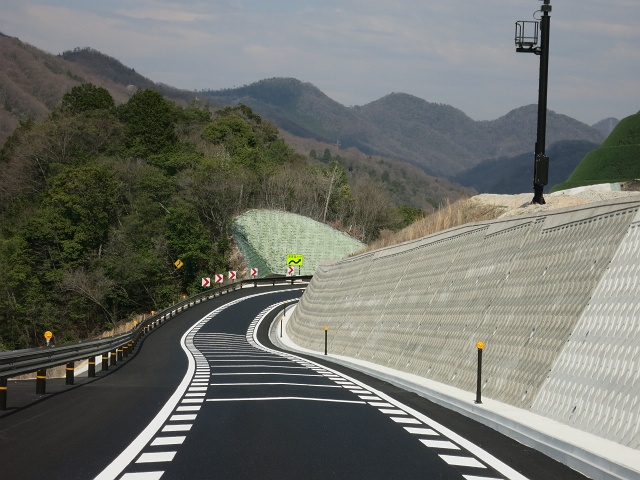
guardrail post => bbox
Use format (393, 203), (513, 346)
(36, 369), (46, 395)
(0, 377), (7, 410)
(102, 353), (109, 371)
(110, 349), (117, 366)
(88, 356), (96, 377)
(123, 343), (129, 358)
(66, 362), (74, 385)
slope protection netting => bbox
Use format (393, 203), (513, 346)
(231, 209), (365, 277)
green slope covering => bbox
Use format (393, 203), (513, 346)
(231, 210), (365, 276)
(553, 111), (640, 191)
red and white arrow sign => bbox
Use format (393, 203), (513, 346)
(202, 277), (210, 287)
(214, 274), (224, 284)
(287, 266), (294, 275)
(228, 270), (237, 280)
(250, 267), (258, 277)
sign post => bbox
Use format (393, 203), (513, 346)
(44, 331), (53, 347)
(286, 254), (304, 275)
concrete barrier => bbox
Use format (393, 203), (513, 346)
(289, 197), (640, 457)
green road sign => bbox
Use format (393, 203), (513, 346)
(287, 254), (304, 266)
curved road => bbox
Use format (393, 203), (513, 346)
(0, 286), (588, 479)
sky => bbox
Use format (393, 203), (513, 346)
(1, 1), (638, 125)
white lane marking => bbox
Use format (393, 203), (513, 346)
(358, 395), (382, 401)
(185, 393), (206, 397)
(150, 436), (186, 446)
(205, 396), (366, 404)
(251, 306), (528, 480)
(208, 382), (341, 388)
(210, 372), (322, 377)
(169, 414), (196, 421)
(391, 416), (422, 424)
(464, 476), (505, 480)
(180, 398), (204, 404)
(379, 408), (406, 415)
(209, 365), (309, 369)
(368, 402), (394, 408)
(162, 424), (192, 432)
(176, 406), (200, 412)
(120, 472), (164, 480)
(440, 455), (486, 468)
(136, 452), (176, 463)
(420, 439), (460, 450)
(404, 426), (438, 436)
(188, 387), (207, 391)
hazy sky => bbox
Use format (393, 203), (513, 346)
(1, 1), (638, 125)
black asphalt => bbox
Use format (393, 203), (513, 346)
(0, 286), (590, 480)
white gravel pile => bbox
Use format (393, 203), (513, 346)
(471, 183), (640, 218)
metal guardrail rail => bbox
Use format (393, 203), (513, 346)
(0, 275), (311, 409)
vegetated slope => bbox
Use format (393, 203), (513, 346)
(0, 35), (135, 145)
(201, 79), (605, 178)
(453, 140), (601, 194)
(553, 110), (640, 191)
(231, 209), (365, 277)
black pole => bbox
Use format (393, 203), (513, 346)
(324, 327), (328, 355)
(36, 369), (46, 395)
(88, 356), (96, 378)
(475, 342), (484, 404)
(66, 362), (74, 386)
(102, 353), (109, 371)
(280, 316), (283, 338)
(532, 1), (552, 204)
(0, 377), (7, 410)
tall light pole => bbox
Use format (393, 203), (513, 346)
(516, 0), (552, 205)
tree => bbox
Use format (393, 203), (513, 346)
(118, 89), (178, 157)
(60, 83), (115, 114)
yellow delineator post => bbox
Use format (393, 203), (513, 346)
(475, 341), (485, 404)
(66, 362), (75, 386)
(324, 326), (329, 355)
(36, 369), (46, 395)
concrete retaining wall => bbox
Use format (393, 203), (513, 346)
(288, 198), (640, 450)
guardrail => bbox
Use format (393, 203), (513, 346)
(0, 275), (311, 410)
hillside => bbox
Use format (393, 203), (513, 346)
(0, 34), (613, 187)
(453, 140), (601, 194)
(553, 111), (640, 191)
(201, 79), (605, 178)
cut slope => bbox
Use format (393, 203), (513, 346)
(231, 209), (365, 276)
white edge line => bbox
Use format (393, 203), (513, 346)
(93, 315), (201, 479)
(252, 303), (529, 480)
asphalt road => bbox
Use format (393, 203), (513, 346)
(0, 286), (589, 480)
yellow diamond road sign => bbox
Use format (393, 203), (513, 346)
(174, 259), (184, 269)
(287, 254), (304, 266)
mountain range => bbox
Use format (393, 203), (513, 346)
(0, 32), (623, 193)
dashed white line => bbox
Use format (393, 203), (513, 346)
(150, 436), (186, 446)
(419, 439), (460, 450)
(136, 452), (176, 463)
(440, 455), (487, 468)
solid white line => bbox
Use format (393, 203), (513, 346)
(419, 439), (460, 450)
(205, 396), (366, 404)
(209, 365), (308, 369)
(440, 455), (486, 468)
(210, 372), (322, 377)
(150, 436), (186, 446)
(208, 382), (341, 388)
(136, 452), (176, 463)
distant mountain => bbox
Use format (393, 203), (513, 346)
(453, 140), (601, 194)
(0, 34), (612, 186)
(200, 79), (605, 178)
(591, 117), (619, 138)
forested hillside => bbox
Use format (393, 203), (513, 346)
(0, 85), (439, 350)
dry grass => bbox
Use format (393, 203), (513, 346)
(361, 198), (506, 253)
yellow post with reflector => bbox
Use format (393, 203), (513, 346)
(475, 341), (484, 404)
